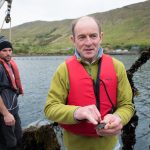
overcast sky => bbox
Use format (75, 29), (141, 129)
(0, 0), (147, 28)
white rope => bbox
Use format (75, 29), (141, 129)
(9, 19), (11, 41)
(0, 0), (12, 41)
(0, 13), (12, 41)
(0, 16), (5, 33)
(0, 0), (5, 9)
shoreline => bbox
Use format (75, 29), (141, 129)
(13, 52), (138, 57)
(104, 51), (138, 55)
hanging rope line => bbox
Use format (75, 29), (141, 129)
(0, 0), (5, 9)
(121, 48), (150, 150)
(0, 0), (12, 41)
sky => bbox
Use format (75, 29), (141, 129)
(0, 0), (147, 28)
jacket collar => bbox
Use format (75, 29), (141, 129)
(75, 47), (103, 64)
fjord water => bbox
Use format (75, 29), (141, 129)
(15, 55), (149, 150)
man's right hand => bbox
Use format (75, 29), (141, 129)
(4, 112), (15, 126)
(74, 104), (101, 125)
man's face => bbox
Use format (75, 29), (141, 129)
(0, 48), (12, 62)
(71, 18), (103, 62)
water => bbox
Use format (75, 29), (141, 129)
(14, 55), (150, 150)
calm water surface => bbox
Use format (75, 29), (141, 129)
(14, 55), (150, 150)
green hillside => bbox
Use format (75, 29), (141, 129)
(1, 0), (150, 55)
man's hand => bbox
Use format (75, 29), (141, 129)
(4, 112), (15, 126)
(96, 114), (123, 136)
(74, 104), (101, 125)
(0, 96), (16, 126)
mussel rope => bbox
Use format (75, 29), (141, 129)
(0, 0), (12, 41)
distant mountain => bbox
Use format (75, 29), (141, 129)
(1, 0), (150, 54)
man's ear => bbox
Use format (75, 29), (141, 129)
(70, 35), (75, 43)
(100, 32), (103, 39)
(99, 32), (103, 43)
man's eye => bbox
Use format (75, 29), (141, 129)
(90, 34), (97, 38)
(79, 36), (85, 39)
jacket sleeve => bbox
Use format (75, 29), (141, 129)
(0, 65), (4, 94)
(44, 62), (79, 124)
(113, 58), (135, 126)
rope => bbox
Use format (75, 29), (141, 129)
(9, 18), (11, 41)
(0, 0), (5, 9)
(0, 0), (12, 41)
(0, 12), (12, 41)
(0, 15), (5, 33)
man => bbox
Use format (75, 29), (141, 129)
(0, 36), (23, 150)
(44, 16), (135, 150)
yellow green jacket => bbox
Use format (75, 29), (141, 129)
(44, 55), (135, 150)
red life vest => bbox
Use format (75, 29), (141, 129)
(61, 54), (117, 136)
(0, 58), (23, 94)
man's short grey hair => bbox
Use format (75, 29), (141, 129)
(71, 16), (102, 37)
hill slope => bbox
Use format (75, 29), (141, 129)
(1, 0), (150, 54)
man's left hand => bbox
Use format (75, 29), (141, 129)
(96, 114), (123, 136)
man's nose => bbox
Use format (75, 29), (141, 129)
(85, 37), (92, 45)
(6, 50), (12, 55)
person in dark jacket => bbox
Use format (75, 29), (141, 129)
(0, 36), (23, 150)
